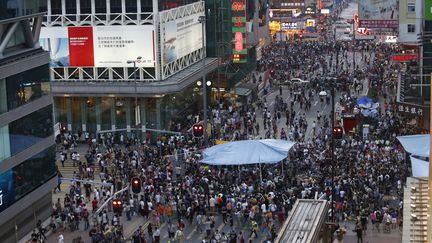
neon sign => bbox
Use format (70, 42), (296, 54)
(354, 14), (369, 36)
(392, 55), (417, 62)
(232, 0), (247, 63)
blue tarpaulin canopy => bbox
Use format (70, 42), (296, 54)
(410, 156), (429, 177)
(397, 134), (429, 158)
(201, 139), (295, 165)
(356, 96), (373, 107)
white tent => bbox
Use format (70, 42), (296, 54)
(201, 139), (295, 165)
(397, 134), (429, 158)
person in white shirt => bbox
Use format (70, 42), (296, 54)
(57, 233), (64, 243)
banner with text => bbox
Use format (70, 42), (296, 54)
(358, 0), (398, 28)
(40, 26), (155, 67)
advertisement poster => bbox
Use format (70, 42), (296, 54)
(93, 26), (154, 67)
(0, 170), (14, 214)
(68, 26), (95, 67)
(40, 26), (155, 67)
(39, 27), (70, 67)
(39, 38), (70, 67)
(161, 12), (204, 65)
(358, 0), (398, 28)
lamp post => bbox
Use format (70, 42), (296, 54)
(198, 15), (209, 146)
(127, 56), (142, 141)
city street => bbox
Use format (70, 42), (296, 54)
(20, 2), (403, 243)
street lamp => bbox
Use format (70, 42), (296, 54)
(127, 56), (142, 141)
(198, 15), (208, 146)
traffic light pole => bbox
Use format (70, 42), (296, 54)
(199, 16), (208, 147)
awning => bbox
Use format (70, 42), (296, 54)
(410, 156), (429, 177)
(397, 134), (429, 158)
(235, 83), (258, 97)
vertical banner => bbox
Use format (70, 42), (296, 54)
(68, 27), (95, 66)
(426, 0), (432, 21)
(232, 0), (247, 63)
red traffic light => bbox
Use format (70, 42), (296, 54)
(112, 199), (123, 214)
(131, 177), (141, 193)
(332, 126), (343, 139)
(192, 124), (204, 137)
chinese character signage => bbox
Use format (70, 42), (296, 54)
(232, 0), (247, 63)
(396, 102), (427, 117)
(358, 0), (398, 28)
(392, 54), (418, 62)
(281, 22), (298, 30)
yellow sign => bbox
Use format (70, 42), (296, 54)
(216, 140), (228, 145)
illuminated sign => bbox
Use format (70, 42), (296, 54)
(392, 54), (417, 62)
(281, 22), (298, 30)
(354, 14), (369, 35)
(305, 7), (316, 15)
(385, 35), (397, 43)
(232, 0), (247, 63)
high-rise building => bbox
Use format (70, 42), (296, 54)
(41, 0), (218, 140)
(0, 1), (57, 242)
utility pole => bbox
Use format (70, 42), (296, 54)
(199, 16), (208, 147)
(352, 20), (356, 72)
(127, 56), (142, 141)
(330, 86), (335, 221)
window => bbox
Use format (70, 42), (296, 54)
(65, 0), (76, 14)
(81, 0), (92, 14)
(8, 105), (53, 156)
(0, 145), (57, 214)
(3, 65), (50, 114)
(408, 24), (416, 33)
(95, 0), (107, 13)
(50, 0), (62, 14)
(407, 3), (415, 13)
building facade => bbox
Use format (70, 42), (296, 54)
(0, 1), (57, 242)
(41, 0), (218, 140)
(398, 0), (421, 44)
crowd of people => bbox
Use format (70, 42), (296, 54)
(45, 4), (415, 243)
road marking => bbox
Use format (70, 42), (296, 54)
(270, 101), (274, 106)
(186, 227), (197, 239)
(217, 222), (225, 232)
(313, 101), (318, 106)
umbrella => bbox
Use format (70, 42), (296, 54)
(356, 96), (373, 106)
(319, 91), (327, 96)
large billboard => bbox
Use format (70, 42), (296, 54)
(358, 0), (398, 28)
(160, 12), (204, 65)
(40, 26), (155, 67)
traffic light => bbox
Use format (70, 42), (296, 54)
(112, 199), (123, 214)
(192, 124), (204, 137)
(131, 177), (141, 194)
(332, 126), (343, 139)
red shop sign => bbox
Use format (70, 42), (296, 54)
(392, 55), (417, 62)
